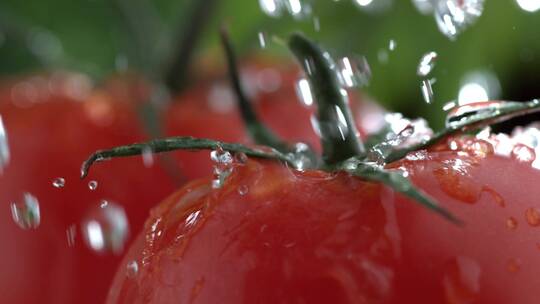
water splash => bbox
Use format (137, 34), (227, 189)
(417, 51), (438, 77)
(52, 177), (65, 188)
(434, 0), (485, 40)
(10, 193), (40, 230)
(0, 116), (10, 173)
(81, 201), (129, 254)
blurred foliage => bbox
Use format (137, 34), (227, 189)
(1, 0), (540, 129)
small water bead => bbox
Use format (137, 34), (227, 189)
(211, 147), (234, 189)
(336, 56), (371, 88)
(417, 51), (437, 77)
(295, 78), (314, 106)
(257, 32), (267, 48)
(506, 217), (518, 230)
(88, 180), (98, 191)
(237, 185), (249, 196)
(434, 0), (485, 40)
(511, 144), (536, 165)
(388, 39), (397, 51)
(126, 260), (139, 278)
(52, 177), (65, 188)
(81, 201), (129, 254)
(525, 207), (540, 227)
(10, 193), (41, 230)
(421, 79), (435, 104)
(0, 115), (10, 173)
(288, 142), (314, 170)
(258, 0), (311, 19)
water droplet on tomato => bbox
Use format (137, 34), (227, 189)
(10, 192), (40, 230)
(516, 0), (540, 12)
(417, 51), (437, 77)
(506, 217), (518, 230)
(434, 0), (485, 40)
(525, 207), (540, 227)
(511, 144), (536, 165)
(0, 116), (10, 173)
(81, 201), (129, 254)
(126, 260), (139, 278)
(237, 185), (249, 196)
(442, 256), (481, 304)
(211, 146), (233, 189)
(52, 177), (65, 188)
(88, 180), (98, 190)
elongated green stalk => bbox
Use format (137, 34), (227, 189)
(220, 26), (290, 153)
(288, 33), (365, 165)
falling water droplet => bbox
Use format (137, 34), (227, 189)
(417, 51), (438, 77)
(388, 39), (397, 51)
(525, 207), (540, 227)
(336, 56), (371, 88)
(88, 180), (98, 191)
(0, 115), (10, 173)
(52, 177), (65, 188)
(434, 0), (485, 40)
(421, 79), (435, 104)
(511, 144), (536, 165)
(142, 146), (154, 168)
(506, 217), (518, 230)
(66, 224), (77, 247)
(126, 260), (139, 278)
(10, 193), (40, 230)
(81, 201), (129, 254)
(257, 32), (267, 48)
(258, 0), (311, 19)
(295, 78), (314, 106)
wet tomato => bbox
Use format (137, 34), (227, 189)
(106, 138), (540, 304)
(164, 61), (383, 179)
(0, 73), (177, 304)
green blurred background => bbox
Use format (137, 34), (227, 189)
(0, 0), (539, 129)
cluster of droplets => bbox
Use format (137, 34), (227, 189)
(210, 146), (234, 189)
(288, 142), (315, 170)
(412, 0), (485, 40)
(10, 192), (41, 230)
(258, 0), (312, 19)
(417, 51), (438, 104)
(368, 113), (433, 166)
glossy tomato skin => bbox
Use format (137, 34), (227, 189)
(0, 75), (176, 304)
(107, 144), (540, 304)
(164, 62), (382, 180)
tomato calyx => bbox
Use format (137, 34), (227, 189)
(81, 33), (540, 223)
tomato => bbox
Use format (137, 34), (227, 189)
(0, 73), (177, 304)
(164, 61), (384, 179)
(105, 135), (540, 304)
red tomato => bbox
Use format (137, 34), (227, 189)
(0, 74), (177, 304)
(164, 61), (383, 179)
(106, 137), (540, 304)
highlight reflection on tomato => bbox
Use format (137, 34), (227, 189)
(106, 139), (540, 304)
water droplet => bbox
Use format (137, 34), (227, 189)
(88, 180), (98, 191)
(421, 79), (435, 104)
(417, 51), (438, 77)
(412, 0), (435, 14)
(525, 207), (540, 227)
(258, 0), (311, 19)
(295, 78), (314, 106)
(288, 142), (314, 170)
(443, 101), (457, 111)
(238, 185), (249, 196)
(66, 224), (77, 247)
(442, 256), (481, 304)
(516, 0), (540, 12)
(257, 32), (267, 48)
(511, 144), (536, 165)
(10, 193), (40, 230)
(506, 258), (521, 273)
(210, 147), (233, 189)
(81, 201), (129, 254)
(506, 217), (518, 230)
(388, 39), (397, 51)
(126, 260), (139, 278)
(336, 56), (371, 88)
(0, 116), (10, 173)
(142, 146), (154, 168)
(52, 177), (65, 188)
(434, 0), (485, 40)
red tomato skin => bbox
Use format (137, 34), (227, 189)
(0, 77), (176, 304)
(164, 63), (380, 180)
(106, 149), (540, 304)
